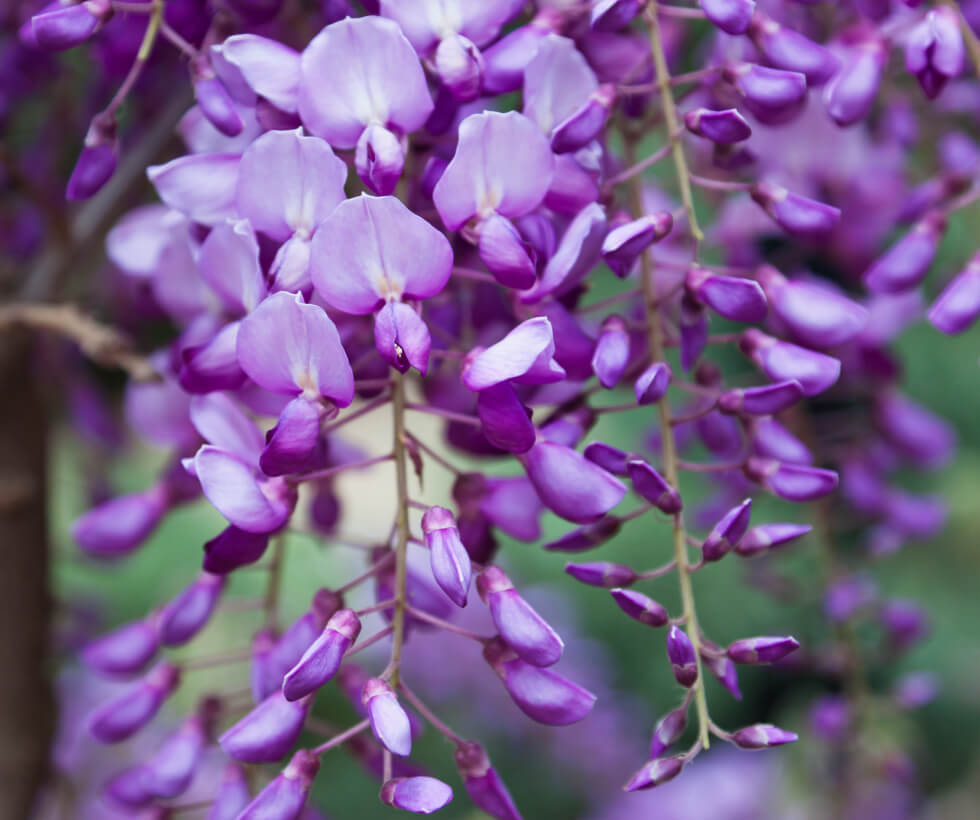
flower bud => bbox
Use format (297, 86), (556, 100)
(260, 396), (330, 476)
(627, 458), (682, 514)
(701, 498), (752, 562)
(67, 116), (118, 200)
(874, 391), (955, 468)
(601, 213), (673, 277)
(238, 749), (319, 819)
(565, 561), (637, 587)
(750, 417), (812, 465)
(905, 8), (964, 99)
(482, 10), (562, 94)
(686, 266), (767, 323)
(724, 63), (808, 125)
(700, 0), (754, 34)
(634, 361), (672, 405)
(454, 741), (522, 820)
(667, 626), (698, 687)
(158, 572), (225, 646)
(435, 33), (484, 102)
(31, 0), (109, 51)
(203, 526), (271, 574)
(545, 517), (622, 553)
(71, 485), (168, 559)
(219, 691), (312, 763)
(735, 522), (812, 557)
(649, 704), (688, 757)
(89, 662), (180, 743)
(727, 635), (800, 664)
(702, 649), (742, 699)
(718, 381), (803, 416)
(623, 755), (684, 791)
(749, 13), (840, 85)
(591, 0), (644, 31)
(142, 705), (215, 799)
(477, 383), (536, 454)
(880, 600), (930, 650)
(374, 301), (432, 375)
(824, 38), (887, 126)
(282, 608), (361, 701)
(731, 723), (798, 749)
(864, 213), (946, 294)
(483, 638), (596, 725)
(477, 566), (564, 667)
(552, 84), (616, 154)
(192, 58), (244, 137)
(82, 616), (159, 677)
(355, 124), (404, 196)
(207, 763), (252, 820)
(739, 328), (841, 396)
(810, 695), (850, 740)
(928, 252), (980, 334)
(422, 506), (472, 607)
(744, 457), (838, 502)
(584, 441), (630, 475)
(611, 588), (669, 627)
(684, 107), (752, 144)
(363, 677), (412, 756)
(381, 776), (454, 814)
(592, 315), (630, 388)
(478, 213), (538, 290)
(750, 181), (841, 240)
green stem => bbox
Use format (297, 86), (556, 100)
(388, 372), (411, 687)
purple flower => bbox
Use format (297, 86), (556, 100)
(88, 662), (180, 743)
(238, 749), (319, 819)
(745, 457), (839, 502)
(727, 635), (800, 664)
(422, 506), (473, 608)
(380, 776), (454, 814)
(463, 317), (565, 391)
(723, 63), (808, 125)
(282, 608), (361, 701)
(477, 566), (564, 667)
(522, 440), (627, 524)
(71, 486), (169, 559)
(208, 763), (252, 820)
(147, 153), (241, 226)
(750, 182), (841, 240)
(748, 13), (840, 85)
(363, 677), (412, 756)
(627, 458), (682, 514)
(82, 617), (159, 677)
(666, 626), (698, 687)
(864, 213), (946, 294)
(141, 705), (214, 798)
(734, 522), (812, 557)
(623, 755), (685, 791)
(610, 588), (669, 627)
(634, 361), (672, 405)
(684, 107), (752, 144)
(905, 8), (965, 99)
(157, 572), (224, 646)
(699, 0), (754, 36)
(928, 252), (980, 334)
(454, 740), (523, 820)
(824, 38), (888, 127)
(31, 0), (109, 51)
(601, 213), (673, 278)
(565, 561), (638, 588)
(739, 329), (841, 396)
(731, 723), (798, 749)
(701, 498), (752, 562)
(649, 704), (689, 757)
(686, 266), (768, 323)
(718, 381), (803, 416)
(219, 690), (312, 763)
(592, 315), (630, 388)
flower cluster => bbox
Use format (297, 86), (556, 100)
(8, 0), (980, 817)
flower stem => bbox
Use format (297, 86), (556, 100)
(312, 718), (371, 755)
(263, 537), (285, 631)
(388, 371), (411, 687)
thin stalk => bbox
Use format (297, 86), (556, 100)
(263, 537), (285, 631)
(296, 453), (393, 483)
(399, 683), (463, 744)
(388, 372), (411, 687)
(313, 718), (371, 755)
(104, 0), (164, 116)
(404, 606), (492, 642)
(348, 625), (395, 657)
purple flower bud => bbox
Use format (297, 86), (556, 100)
(745, 457), (838, 502)
(260, 397), (329, 477)
(477, 566), (564, 667)
(203, 526), (270, 574)
(739, 329), (841, 396)
(906, 8), (965, 99)
(679, 294), (708, 372)
(179, 323), (247, 395)
(71, 485), (168, 559)
(735, 522), (812, 557)
(380, 776), (454, 814)
(718, 381), (803, 416)
(623, 755), (685, 791)
(700, 0), (754, 34)
(67, 117), (118, 200)
(864, 213), (946, 293)
(649, 704), (688, 757)
(435, 33), (484, 102)
(355, 124), (404, 196)
(207, 763), (252, 820)
(158, 572), (225, 646)
(219, 690), (312, 763)
(142, 705), (215, 799)
(545, 517), (622, 553)
(477, 214), (538, 290)
(824, 38), (888, 126)
(583, 441), (630, 475)
(880, 600), (930, 650)
(463, 317), (565, 390)
(362, 677), (412, 756)
(749, 14), (840, 85)
(703, 650), (742, 699)
(476, 384), (536, 454)
(89, 662), (180, 743)
(724, 63), (808, 125)
(634, 361), (672, 405)
(482, 10), (561, 94)
(750, 417), (813, 465)
(611, 588), (669, 627)
(483, 638), (596, 725)
(874, 391), (955, 468)
(82, 617), (159, 677)
(375, 301), (432, 376)
(701, 498), (752, 562)
(751, 181), (841, 240)
(893, 672), (939, 709)
(667, 626), (698, 687)
(686, 266), (768, 323)
(552, 84), (616, 154)
(601, 213), (673, 277)
(193, 70), (244, 137)
(565, 561), (637, 588)
(282, 608), (361, 701)
(454, 741), (522, 820)
(684, 107), (752, 144)
(239, 749), (319, 820)
(591, 0), (644, 31)
(422, 507), (473, 608)
(928, 252), (980, 334)
(31, 0), (108, 51)
(627, 458), (682, 514)
(727, 635), (800, 664)
(731, 723), (798, 749)
(592, 315), (631, 388)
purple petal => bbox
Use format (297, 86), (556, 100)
(214, 34), (301, 113)
(197, 219), (267, 315)
(219, 691), (311, 763)
(463, 317), (565, 390)
(193, 446), (294, 533)
(363, 678), (412, 756)
(158, 572), (225, 646)
(522, 440), (626, 524)
(381, 776), (454, 814)
(478, 566), (563, 667)
(476, 383), (536, 454)
(374, 301), (432, 375)
(146, 153), (240, 226)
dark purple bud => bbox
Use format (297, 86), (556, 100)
(740, 329), (841, 396)
(380, 776), (454, 814)
(686, 266), (767, 323)
(584, 441), (630, 475)
(355, 124), (404, 196)
(701, 498), (752, 562)
(89, 662), (180, 743)
(31, 0), (108, 51)
(749, 13), (840, 85)
(684, 107), (752, 144)
(601, 213), (673, 277)
(824, 38), (888, 126)
(238, 749), (319, 820)
(905, 8), (965, 99)
(208, 763), (252, 820)
(893, 672), (939, 709)
(179, 323), (247, 394)
(634, 361), (672, 405)
(219, 691), (311, 763)
(702, 650), (742, 700)
(260, 397), (329, 477)
(483, 638), (596, 725)
(363, 677), (412, 756)
(422, 506), (473, 607)
(193, 70), (244, 137)
(810, 695), (850, 740)
(552, 84), (616, 154)
(565, 560), (637, 587)
(649, 704), (688, 757)
(745, 457), (838, 501)
(864, 213), (946, 293)
(724, 63), (807, 125)
(477, 566), (563, 667)
(142, 706), (214, 799)
(750, 417), (812, 465)
(375, 301), (432, 375)
(435, 33), (484, 102)
(591, 0), (643, 31)
(880, 600), (930, 650)
(478, 214), (537, 290)
(82, 616), (159, 677)
(592, 315), (630, 388)
(750, 181), (841, 240)
(735, 522), (812, 557)
(454, 741), (522, 820)
(544, 517), (622, 553)
(679, 294), (708, 371)
(282, 608), (360, 701)
(477, 383), (536, 454)
(667, 626), (698, 687)
(731, 723), (798, 749)
(158, 572), (225, 646)
(928, 252), (980, 334)
(67, 116), (118, 200)
(727, 635), (800, 664)
(627, 458), (682, 514)
(719, 381), (803, 416)
(623, 755), (684, 791)
(71, 486), (168, 559)
(700, 0), (754, 34)
(611, 588), (669, 627)
(204, 526), (270, 574)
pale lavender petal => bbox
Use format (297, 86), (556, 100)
(197, 219), (268, 315)
(147, 153), (240, 226)
(193, 446), (293, 533)
(463, 317), (565, 390)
